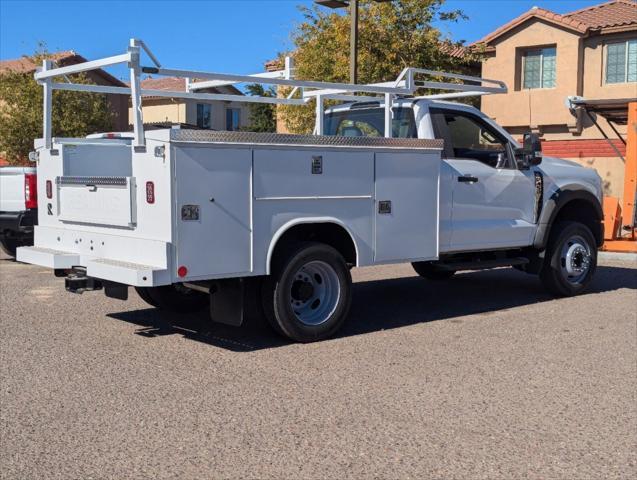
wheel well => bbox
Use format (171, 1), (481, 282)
(269, 222), (357, 270)
(552, 199), (603, 246)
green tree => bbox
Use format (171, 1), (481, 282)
(243, 83), (277, 132)
(0, 50), (113, 165)
(279, 0), (476, 133)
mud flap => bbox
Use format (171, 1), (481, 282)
(209, 277), (264, 327)
(104, 281), (129, 301)
(210, 278), (245, 326)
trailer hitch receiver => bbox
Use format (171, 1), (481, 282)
(65, 272), (103, 294)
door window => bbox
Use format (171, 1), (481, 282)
(432, 110), (511, 168)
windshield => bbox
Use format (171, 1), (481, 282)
(324, 107), (417, 138)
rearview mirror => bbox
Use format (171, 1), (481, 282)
(522, 132), (543, 166)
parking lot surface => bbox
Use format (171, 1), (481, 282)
(1, 252), (636, 479)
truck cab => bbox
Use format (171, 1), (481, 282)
(325, 98), (603, 258)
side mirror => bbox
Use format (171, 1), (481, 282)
(522, 132), (543, 166)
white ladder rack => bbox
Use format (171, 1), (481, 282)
(34, 38), (507, 150)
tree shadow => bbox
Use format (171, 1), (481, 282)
(106, 265), (637, 352)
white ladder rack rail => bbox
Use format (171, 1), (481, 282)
(34, 38), (507, 149)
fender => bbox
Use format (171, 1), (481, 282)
(533, 187), (603, 250)
(265, 217), (360, 275)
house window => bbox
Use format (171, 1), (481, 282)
(196, 103), (211, 129)
(226, 108), (241, 131)
(606, 39), (637, 84)
(523, 47), (556, 89)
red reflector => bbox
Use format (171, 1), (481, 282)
(46, 180), (52, 199)
(24, 173), (38, 209)
(177, 266), (188, 278)
(146, 181), (155, 204)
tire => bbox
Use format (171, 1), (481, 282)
(411, 261), (456, 281)
(0, 239), (20, 258)
(134, 284), (208, 313)
(540, 221), (597, 297)
(261, 242), (352, 343)
(134, 286), (160, 308)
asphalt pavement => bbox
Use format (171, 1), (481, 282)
(1, 252), (635, 479)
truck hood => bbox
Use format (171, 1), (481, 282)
(539, 156), (603, 202)
(540, 156), (583, 169)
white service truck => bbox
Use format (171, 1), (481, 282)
(0, 166), (38, 257)
(18, 40), (603, 342)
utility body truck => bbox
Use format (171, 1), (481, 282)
(18, 40), (604, 342)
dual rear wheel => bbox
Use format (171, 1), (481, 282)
(261, 242), (352, 343)
(134, 242), (352, 343)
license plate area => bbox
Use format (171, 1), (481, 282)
(56, 176), (136, 228)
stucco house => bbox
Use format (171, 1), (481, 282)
(472, 0), (636, 199)
(130, 77), (250, 131)
(0, 51), (129, 131)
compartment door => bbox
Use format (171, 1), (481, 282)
(57, 176), (135, 228)
(175, 147), (252, 279)
(374, 152), (440, 263)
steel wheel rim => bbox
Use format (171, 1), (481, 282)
(560, 234), (592, 284)
(289, 260), (341, 326)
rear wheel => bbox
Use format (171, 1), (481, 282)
(134, 284), (208, 313)
(411, 261), (455, 281)
(540, 221), (597, 296)
(262, 242), (352, 343)
(0, 239), (20, 258)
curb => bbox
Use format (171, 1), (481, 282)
(599, 251), (637, 262)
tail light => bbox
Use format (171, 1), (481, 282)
(46, 180), (52, 199)
(24, 173), (38, 209)
(146, 181), (155, 204)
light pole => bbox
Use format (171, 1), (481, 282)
(315, 0), (391, 84)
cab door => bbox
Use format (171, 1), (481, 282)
(430, 108), (537, 252)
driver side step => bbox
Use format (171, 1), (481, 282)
(437, 257), (529, 271)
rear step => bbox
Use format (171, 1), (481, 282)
(437, 257), (529, 271)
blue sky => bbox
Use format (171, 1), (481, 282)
(1, 0), (603, 81)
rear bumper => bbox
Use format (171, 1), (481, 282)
(0, 210), (37, 239)
(17, 245), (168, 287)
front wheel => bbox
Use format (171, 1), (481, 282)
(135, 284), (208, 313)
(262, 242), (352, 343)
(540, 221), (597, 296)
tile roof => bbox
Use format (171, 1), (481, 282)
(0, 51), (127, 86)
(140, 76), (187, 91)
(473, 0), (636, 46)
(0, 51), (77, 74)
(563, 0), (637, 30)
(138, 76), (244, 100)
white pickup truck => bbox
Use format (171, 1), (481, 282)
(0, 166), (38, 257)
(18, 40), (603, 342)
